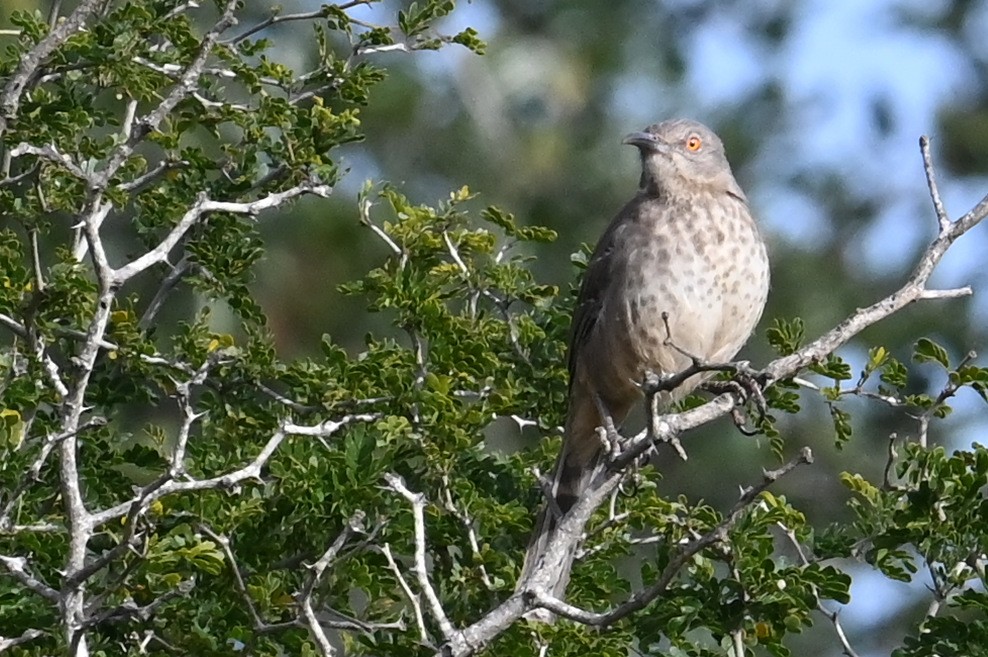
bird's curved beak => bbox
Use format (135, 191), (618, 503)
(623, 131), (667, 153)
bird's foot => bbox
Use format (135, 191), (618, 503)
(702, 362), (768, 435)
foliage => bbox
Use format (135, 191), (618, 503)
(0, 2), (986, 657)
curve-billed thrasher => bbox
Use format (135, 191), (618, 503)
(520, 118), (770, 608)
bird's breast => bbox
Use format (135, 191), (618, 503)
(615, 194), (769, 378)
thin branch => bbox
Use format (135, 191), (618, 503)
(197, 524), (293, 633)
(440, 475), (493, 590)
(298, 512), (366, 655)
(300, 599), (337, 657)
(0, 522), (63, 535)
(113, 182), (333, 283)
(225, 8), (332, 45)
(380, 543), (429, 643)
(86, 579), (194, 627)
(531, 448), (814, 626)
(384, 475), (457, 642)
(138, 256), (192, 330)
(358, 193), (404, 262)
(89, 415), (376, 529)
(0, 0), (108, 133)
(97, 0), (240, 185)
(0, 629), (45, 652)
(780, 525), (861, 657)
(0, 554), (60, 602)
(117, 158), (186, 193)
(28, 228), (45, 292)
(920, 136), (949, 233)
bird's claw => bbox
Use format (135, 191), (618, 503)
(702, 364), (768, 435)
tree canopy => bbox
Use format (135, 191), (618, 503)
(1, 2), (987, 657)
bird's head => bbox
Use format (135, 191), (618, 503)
(624, 119), (745, 200)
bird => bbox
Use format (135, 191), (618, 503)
(518, 118), (770, 612)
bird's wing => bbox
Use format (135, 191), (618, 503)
(566, 197), (640, 380)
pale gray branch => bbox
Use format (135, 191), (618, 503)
(0, 554), (59, 602)
(0, 0), (108, 133)
(385, 475), (458, 643)
(90, 415), (373, 528)
(9, 142), (93, 185)
(298, 512), (366, 656)
(0, 629), (45, 653)
(526, 448), (813, 628)
(112, 182), (332, 283)
(97, 0), (240, 185)
(380, 543), (429, 643)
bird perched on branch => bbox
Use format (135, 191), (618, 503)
(519, 118), (770, 612)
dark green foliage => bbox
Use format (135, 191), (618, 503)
(0, 3), (986, 657)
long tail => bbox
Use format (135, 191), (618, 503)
(517, 385), (608, 616)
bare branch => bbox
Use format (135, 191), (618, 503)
(384, 475), (458, 642)
(0, 629), (45, 653)
(117, 158), (186, 193)
(0, 522), (63, 535)
(0, 554), (59, 602)
(86, 579), (194, 627)
(380, 543), (429, 643)
(920, 136), (949, 233)
(440, 475), (493, 590)
(90, 415), (376, 529)
(112, 182), (333, 283)
(9, 143), (93, 184)
(780, 525), (861, 657)
(98, 0), (240, 184)
(226, 8), (331, 45)
(531, 448), (814, 627)
(298, 512), (366, 656)
(300, 599), (337, 657)
(197, 524), (294, 634)
(138, 255), (192, 330)
(359, 194), (404, 260)
(917, 286), (972, 300)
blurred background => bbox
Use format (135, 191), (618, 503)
(9, 1), (988, 655)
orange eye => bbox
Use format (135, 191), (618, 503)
(686, 135), (702, 152)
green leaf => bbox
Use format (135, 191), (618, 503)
(765, 317), (804, 356)
(913, 338), (950, 367)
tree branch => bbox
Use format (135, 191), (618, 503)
(380, 543), (429, 644)
(0, 554), (59, 602)
(89, 415), (377, 529)
(532, 448), (814, 626)
(0, 629), (45, 653)
(0, 0), (109, 134)
(112, 182), (333, 284)
(384, 475), (458, 643)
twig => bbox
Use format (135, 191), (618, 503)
(0, 0), (108, 134)
(113, 182), (333, 283)
(779, 525), (860, 657)
(0, 629), (45, 652)
(0, 554), (60, 602)
(920, 136), (949, 232)
(96, 0), (240, 186)
(384, 474), (458, 642)
(440, 475), (493, 590)
(226, 7), (337, 45)
(197, 524), (295, 633)
(380, 543), (429, 644)
(86, 579), (193, 627)
(298, 512), (366, 655)
(89, 415), (376, 529)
